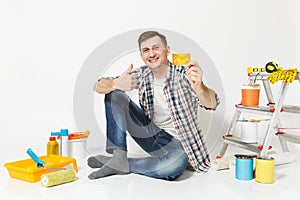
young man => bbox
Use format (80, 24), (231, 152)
(89, 31), (219, 180)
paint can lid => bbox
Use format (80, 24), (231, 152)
(257, 156), (274, 160)
(235, 154), (257, 159)
(242, 83), (260, 89)
(68, 133), (88, 140)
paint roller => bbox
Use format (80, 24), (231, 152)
(41, 169), (77, 187)
(27, 148), (77, 187)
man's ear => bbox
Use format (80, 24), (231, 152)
(166, 46), (170, 56)
(139, 50), (142, 58)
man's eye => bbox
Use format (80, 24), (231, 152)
(143, 49), (149, 53)
(153, 46), (160, 50)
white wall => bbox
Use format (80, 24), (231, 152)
(1, 0), (300, 160)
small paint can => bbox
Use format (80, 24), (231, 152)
(235, 154), (255, 180)
(68, 131), (89, 160)
(241, 84), (260, 107)
(255, 156), (275, 184)
(240, 121), (258, 143)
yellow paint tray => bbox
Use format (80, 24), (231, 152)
(4, 154), (78, 183)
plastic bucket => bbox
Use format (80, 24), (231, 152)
(241, 84), (260, 106)
(68, 132), (89, 160)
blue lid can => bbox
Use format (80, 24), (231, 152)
(235, 154), (255, 180)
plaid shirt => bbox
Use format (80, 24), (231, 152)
(133, 62), (219, 173)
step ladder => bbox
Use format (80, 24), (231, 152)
(218, 71), (300, 158)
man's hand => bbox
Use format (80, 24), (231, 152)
(186, 61), (218, 109)
(94, 64), (138, 94)
(113, 64), (138, 91)
(186, 61), (203, 92)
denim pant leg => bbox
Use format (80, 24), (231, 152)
(104, 90), (188, 180)
(128, 132), (189, 180)
(105, 90), (161, 154)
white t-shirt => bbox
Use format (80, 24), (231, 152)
(152, 77), (178, 138)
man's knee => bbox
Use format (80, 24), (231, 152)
(160, 153), (189, 180)
(105, 90), (128, 103)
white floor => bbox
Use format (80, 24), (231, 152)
(1, 146), (300, 200)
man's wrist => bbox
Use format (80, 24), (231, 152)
(112, 78), (119, 91)
(196, 81), (205, 93)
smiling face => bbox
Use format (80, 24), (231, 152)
(140, 36), (170, 69)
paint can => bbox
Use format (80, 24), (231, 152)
(235, 154), (255, 180)
(241, 84), (260, 106)
(240, 121), (258, 143)
(255, 156), (275, 184)
(68, 131), (89, 160)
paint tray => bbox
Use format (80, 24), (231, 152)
(4, 154), (78, 183)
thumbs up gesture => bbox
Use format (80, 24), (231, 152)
(114, 64), (138, 91)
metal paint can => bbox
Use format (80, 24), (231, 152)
(255, 156), (275, 184)
(240, 121), (258, 143)
(235, 154), (255, 180)
(241, 84), (260, 107)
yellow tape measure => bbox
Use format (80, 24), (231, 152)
(267, 68), (298, 84)
(265, 61), (282, 73)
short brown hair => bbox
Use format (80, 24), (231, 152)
(138, 31), (167, 49)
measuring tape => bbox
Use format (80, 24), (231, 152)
(267, 68), (298, 84)
(265, 61), (282, 73)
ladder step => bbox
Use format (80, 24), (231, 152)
(236, 104), (300, 114)
(281, 105), (300, 114)
(236, 104), (275, 114)
(222, 135), (272, 153)
(276, 132), (300, 144)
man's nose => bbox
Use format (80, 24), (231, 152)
(149, 49), (156, 56)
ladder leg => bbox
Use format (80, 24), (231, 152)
(275, 119), (289, 152)
(260, 83), (289, 157)
(262, 79), (275, 104)
(217, 109), (241, 157)
(217, 142), (229, 158)
(228, 109), (242, 135)
(278, 136), (289, 152)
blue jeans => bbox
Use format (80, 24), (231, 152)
(104, 90), (189, 180)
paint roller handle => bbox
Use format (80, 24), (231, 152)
(26, 148), (46, 168)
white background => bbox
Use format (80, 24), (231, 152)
(1, 0), (300, 161)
